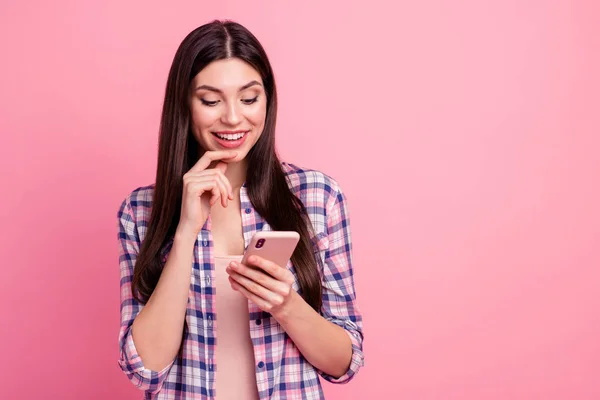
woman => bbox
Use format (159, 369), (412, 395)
(117, 20), (364, 399)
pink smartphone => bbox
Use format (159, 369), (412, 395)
(241, 231), (300, 269)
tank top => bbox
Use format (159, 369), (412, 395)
(214, 255), (260, 400)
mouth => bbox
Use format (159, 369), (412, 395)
(211, 130), (249, 149)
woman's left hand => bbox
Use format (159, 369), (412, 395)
(226, 255), (297, 319)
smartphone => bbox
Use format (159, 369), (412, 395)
(241, 231), (300, 269)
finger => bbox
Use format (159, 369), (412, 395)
(215, 168), (234, 200)
(201, 170), (229, 207)
(214, 161), (228, 174)
(216, 174), (229, 208)
(245, 255), (290, 282)
(210, 169), (232, 206)
(209, 190), (219, 206)
(185, 175), (227, 207)
(227, 273), (282, 310)
(228, 261), (283, 292)
(186, 167), (234, 202)
(186, 179), (217, 194)
(229, 277), (271, 310)
(189, 151), (238, 173)
(188, 180), (220, 206)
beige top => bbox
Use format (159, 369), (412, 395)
(214, 255), (259, 400)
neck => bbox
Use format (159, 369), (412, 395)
(223, 158), (247, 190)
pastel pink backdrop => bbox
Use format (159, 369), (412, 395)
(1, 1), (598, 399)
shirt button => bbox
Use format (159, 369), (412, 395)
(245, 208), (252, 214)
(255, 319), (261, 325)
(205, 276), (211, 285)
(202, 240), (209, 247)
(257, 361), (264, 369)
(207, 315), (212, 326)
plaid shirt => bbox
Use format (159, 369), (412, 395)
(117, 162), (364, 399)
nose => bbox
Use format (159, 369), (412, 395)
(221, 101), (242, 126)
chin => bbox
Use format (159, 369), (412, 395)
(231, 151), (248, 163)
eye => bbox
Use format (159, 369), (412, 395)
(241, 96), (259, 105)
(201, 99), (219, 107)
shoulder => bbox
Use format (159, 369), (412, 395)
(117, 184), (155, 226)
(282, 162), (343, 199)
(281, 162), (346, 214)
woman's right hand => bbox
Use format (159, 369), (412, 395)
(177, 150), (238, 236)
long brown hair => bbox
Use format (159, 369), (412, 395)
(131, 20), (322, 311)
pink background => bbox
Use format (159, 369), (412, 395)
(1, 0), (599, 399)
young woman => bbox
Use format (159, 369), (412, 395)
(117, 20), (364, 399)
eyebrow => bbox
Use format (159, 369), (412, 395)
(195, 80), (262, 93)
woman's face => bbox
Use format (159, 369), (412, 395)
(189, 58), (267, 163)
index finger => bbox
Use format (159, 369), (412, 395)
(246, 255), (286, 279)
(190, 150), (238, 173)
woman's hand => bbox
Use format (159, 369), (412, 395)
(226, 255), (297, 319)
(177, 150), (237, 236)
(226, 254), (355, 378)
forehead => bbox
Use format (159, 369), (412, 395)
(192, 58), (263, 90)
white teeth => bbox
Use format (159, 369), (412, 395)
(215, 132), (246, 141)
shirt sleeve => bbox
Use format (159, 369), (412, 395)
(117, 197), (174, 393)
(318, 184), (365, 384)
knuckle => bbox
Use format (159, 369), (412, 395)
(255, 273), (267, 285)
(285, 272), (295, 283)
(273, 295), (283, 306)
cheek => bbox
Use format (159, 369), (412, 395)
(191, 106), (219, 133)
(247, 103), (267, 128)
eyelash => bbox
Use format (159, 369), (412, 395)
(200, 96), (259, 107)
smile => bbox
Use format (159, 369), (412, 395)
(211, 130), (250, 149)
(212, 131), (249, 141)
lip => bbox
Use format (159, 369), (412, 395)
(211, 130), (249, 149)
(212, 130), (248, 134)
